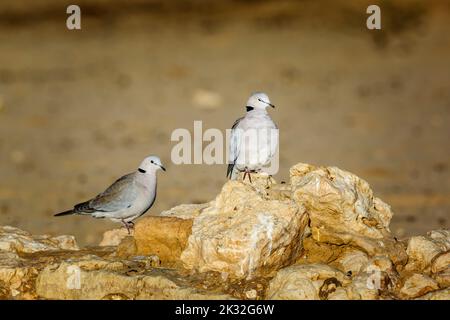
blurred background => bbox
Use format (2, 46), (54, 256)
(0, 0), (449, 245)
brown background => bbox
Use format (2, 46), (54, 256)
(0, 0), (449, 245)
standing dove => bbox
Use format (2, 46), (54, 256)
(54, 155), (166, 233)
(227, 92), (278, 182)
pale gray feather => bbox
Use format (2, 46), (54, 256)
(89, 173), (138, 212)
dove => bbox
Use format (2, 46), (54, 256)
(54, 155), (166, 234)
(227, 92), (278, 183)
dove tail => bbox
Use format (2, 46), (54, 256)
(54, 210), (74, 217)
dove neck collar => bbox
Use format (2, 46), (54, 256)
(246, 106), (267, 114)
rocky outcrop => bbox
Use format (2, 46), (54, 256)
(290, 163), (407, 266)
(0, 226), (78, 253)
(0, 163), (449, 300)
(35, 256), (231, 300)
(180, 180), (308, 279)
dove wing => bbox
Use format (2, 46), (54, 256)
(227, 116), (244, 178)
(85, 173), (138, 212)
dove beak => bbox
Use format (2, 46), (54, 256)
(160, 165), (166, 172)
(268, 103), (275, 108)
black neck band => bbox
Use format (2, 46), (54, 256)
(246, 106), (254, 112)
(138, 168), (146, 173)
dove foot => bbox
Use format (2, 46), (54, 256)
(121, 219), (135, 235)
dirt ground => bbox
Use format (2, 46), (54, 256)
(0, 0), (449, 245)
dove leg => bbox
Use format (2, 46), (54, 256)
(121, 219), (134, 235)
(242, 168), (252, 183)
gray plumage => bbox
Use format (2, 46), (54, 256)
(55, 155), (166, 232)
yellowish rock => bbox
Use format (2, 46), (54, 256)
(399, 273), (439, 299)
(290, 163), (407, 266)
(0, 226), (78, 253)
(332, 249), (369, 276)
(133, 216), (193, 263)
(35, 257), (233, 300)
(416, 288), (450, 300)
(405, 230), (450, 272)
(431, 250), (450, 274)
(266, 264), (350, 300)
(99, 228), (130, 247)
(160, 203), (211, 219)
(181, 180), (308, 279)
(430, 250), (450, 287)
(0, 252), (38, 299)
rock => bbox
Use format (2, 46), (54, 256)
(266, 264), (351, 300)
(0, 226), (78, 253)
(0, 252), (38, 299)
(160, 203), (210, 219)
(180, 180), (309, 279)
(431, 250), (450, 274)
(290, 163), (407, 266)
(430, 250), (450, 287)
(433, 268), (450, 288)
(332, 249), (369, 276)
(416, 288), (450, 300)
(297, 236), (345, 265)
(131, 216), (193, 264)
(341, 256), (398, 300)
(245, 289), (257, 299)
(99, 228), (130, 247)
(405, 230), (450, 272)
(35, 257), (233, 300)
(399, 273), (439, 299)
(0, 163), (448, 300)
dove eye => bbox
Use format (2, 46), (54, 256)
(150, 160), (154, 164)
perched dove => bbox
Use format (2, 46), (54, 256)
(227, 92), (278, 182)
(54, 155), (166, 233)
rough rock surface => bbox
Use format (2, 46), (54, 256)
(266, 264), (351, 300)
(36, 257), (231, 300)
(180, 180), (308, 279)
(290, 163), (407, 266)
(0, 226), (78, 253)
(1, 162), (449, 300)
(399, 273), (439, 299)
(405, 230), (450, 272)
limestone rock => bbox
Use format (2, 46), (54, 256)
(131, 216), (193, 264)
(0, 226), (78, 253)
(0, 252), (38, 299)
(99, 228), (130, 247)
(405, 230), (450, 272)
(290, 163), (407, 266)
(36, 257), (233, 300)
(332, 249), (369, 276)
(431, 250), (450, 274)
(399, 273), (439, 299)
(181, 180), (308, 279)
(416, 288), (450, 300)
(266, 264), (351, 300)
(160, 203), (211, 219)
(1, 163), (448, 300)
(432, 268), (450, 288)
(430, 250), (450, 287)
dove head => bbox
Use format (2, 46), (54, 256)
(246, 92), (275, 111)
(138, 156), (166, 174)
